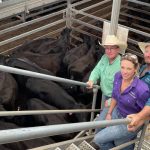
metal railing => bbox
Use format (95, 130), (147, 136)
(0, 0), (150, 149)
(0, 64), (149, 150)
(0, 118), (130, 144)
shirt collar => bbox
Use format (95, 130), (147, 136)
(140, 64), (150, 74)
(106, 54), (121, 65)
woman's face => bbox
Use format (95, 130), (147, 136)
(121, 60), (137, 80)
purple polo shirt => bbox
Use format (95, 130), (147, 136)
(112, 72), (150, 118)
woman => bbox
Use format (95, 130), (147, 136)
(92, 53), (150, 150)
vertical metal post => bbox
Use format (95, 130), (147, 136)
(109, 0), (121, 35)
(90, 87), (98, 122)
(137, 121), (149, 150)
(66, 0), (72, 28)
(88, 87), (98, 135)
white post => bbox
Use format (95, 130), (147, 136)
(109, 0), (121, 35)
(66, 0), (72, 28)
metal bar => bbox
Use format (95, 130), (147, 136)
(0, 9), (65, 35)
(123, 6), (150, 16)
(127, 48), (143, 58)
(132, 23), (150, 32)
(80, 0), (111, 12)
(71, 0), (91, 7)
(71, 8), (108, 23)
(0, 0), (26, 8)
(70, 34), (83, 42)
(71, 8), (150, 37)
(110, 138), (139, 150)
(90, 88), (98, 122)
(0, 19), (65, 46)
(137, 121), (149, 150)
(30, 134), (94, 150)
(0, 65), (100, 89)
(0, 27), (65, 55)
(26, 2), (66, 20)
(72, 18), (102, 32)
(120, 12), (150, 24)
(0, 0), (63, 20)
(66, 0), (72, 28)
(0, 118), (131, 144)
(109, 0), (121, 35)
(71, 27), (100, 38)
(127, 0), (150, 7)
(0, 109), (100, 117)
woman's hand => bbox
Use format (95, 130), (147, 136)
(86, 80), (94, 89)
(106, 113), (112, 120)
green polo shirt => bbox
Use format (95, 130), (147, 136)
(89, 54), (121, 97)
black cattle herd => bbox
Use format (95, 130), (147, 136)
(0, 28), (104, 149)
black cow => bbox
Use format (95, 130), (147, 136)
(0, 145), (11, 150)
(63, 43), (89, 66)
(11, 28), (71, 55)
(26, 78), (88, 122)
(27, 98), (76, 141)
(0, 71), (18, 110)
(10, 51), (64, 75)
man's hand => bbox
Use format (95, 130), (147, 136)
(86, 80), (94, 89)
(127, 114), (145, 132)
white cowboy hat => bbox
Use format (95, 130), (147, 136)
(102, 35), (127, 52)
(138, 42), (150, 53)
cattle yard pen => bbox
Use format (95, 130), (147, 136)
(0, 0), (150, 149)
(0, 65), (149, 150)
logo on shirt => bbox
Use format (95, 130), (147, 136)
(129, 91), (136, 99)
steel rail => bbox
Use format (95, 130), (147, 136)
(0, 118), (131, 144)
(127, 0), (150, 7)
(71, 27), (100, 39)
(0, 109), (100, 117)
(0, 9), (65, 35)
(72, 18), (102, 32)
(0, 65), (100, 89)
(124, 6), (150, 16)
(0, 19), (65, 46)
(110, 138), (139, 150)
(71, 8), (150, 37)
(0, 27), (65, 54)
(120, 12), (150, 24)
(71, 0), (91, 7)
(80, 0), (111, 12)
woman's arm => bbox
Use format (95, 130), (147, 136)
(105, 98), (117, 120)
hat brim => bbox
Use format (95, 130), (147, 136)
(138, 42), (150, 53)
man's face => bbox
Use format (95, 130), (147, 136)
(104, 45), (120, 60)
(144, 45), (150, 64)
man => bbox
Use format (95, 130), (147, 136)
(128, 42), (150, 132)
(87, 35), (127, 108)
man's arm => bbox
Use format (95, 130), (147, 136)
(127, 106), (150, 132)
